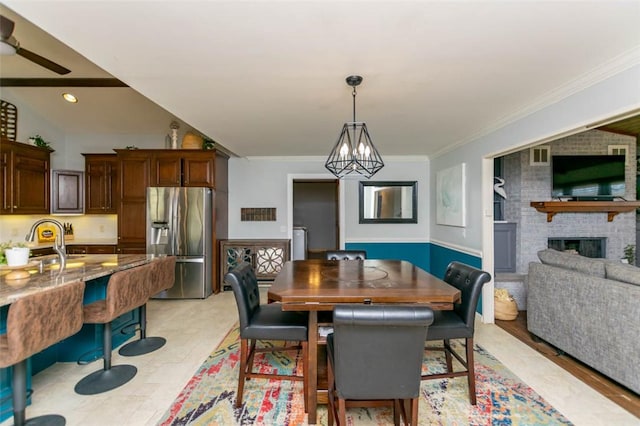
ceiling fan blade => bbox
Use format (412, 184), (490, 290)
(16, 47), (71, 75)
(0, 15), (15, 40)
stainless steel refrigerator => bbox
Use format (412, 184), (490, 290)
(147, 187), (214, 299)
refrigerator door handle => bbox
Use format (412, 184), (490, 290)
(175, 257), (205, 263)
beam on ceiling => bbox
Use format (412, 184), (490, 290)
(0, 78), (128, 87)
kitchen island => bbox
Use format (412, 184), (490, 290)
(0, 254), (153, 306)
(0, 254), (156, 422)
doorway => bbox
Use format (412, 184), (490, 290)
(293, 179), (339, 259)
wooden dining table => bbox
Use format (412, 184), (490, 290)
(267, 259), (461, 424)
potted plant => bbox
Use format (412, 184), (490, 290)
(623, 244), (635, 265)
(28, 134), (50, 148)
(0, 241), (30, 266)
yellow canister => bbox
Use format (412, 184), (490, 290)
(37, 224), (57, 243)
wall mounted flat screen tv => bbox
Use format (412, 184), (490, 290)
(552, 155), (626, 200)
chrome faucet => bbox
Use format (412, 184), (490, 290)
(26, 218), (66, 271)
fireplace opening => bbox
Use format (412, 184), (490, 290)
(548, 238), (606, 258)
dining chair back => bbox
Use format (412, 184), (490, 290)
(325, 250), (367, 260)
(327, 304), (434, 426)
(421, 261), (491, 405)
(225, 262), (309, 409)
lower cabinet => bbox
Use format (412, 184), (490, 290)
(494, 222), (517, 273)
(219, 239), (290, 289)
(67, 244), (117, 255)
(29, 247), (55, 258)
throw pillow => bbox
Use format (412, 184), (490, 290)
(537, 248), (606, 277)
(605, 262), (640, 286)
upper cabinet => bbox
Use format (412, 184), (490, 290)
(114, 149), (228, 254)
(83, 154), (117, 214)
(152, 150), (216, 187)
(0, 139), (53, 214)
(51, 170), (84, 214)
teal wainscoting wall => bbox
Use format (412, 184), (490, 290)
(345, 242), (430, 272)
(430, 242), (484, 313)
(346, 241), (483, 313)
(429, 243), (483, 278)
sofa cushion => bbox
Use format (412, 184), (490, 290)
(605, 262), (640, 286)
(537, 249), (606, 278)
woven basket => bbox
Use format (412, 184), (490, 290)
(494, 298), (518, 320)
(181, 132), (203, 149)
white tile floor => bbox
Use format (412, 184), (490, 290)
(2, 290), (637, 426)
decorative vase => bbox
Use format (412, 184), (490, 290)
(169, 121), (180, 149)
(171, 128), (179, 149)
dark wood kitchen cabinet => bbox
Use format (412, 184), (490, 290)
(115, 148), (228, 281)
(67, 244), (117, 255)
(0, 138), (52, 214)
(114, 150), (151, 253)
(51, 170), (84, 214)
(83, 153), (117, 214)
(151, 150), (216, 187)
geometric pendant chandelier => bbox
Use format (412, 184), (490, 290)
(325, 75), (384, 179)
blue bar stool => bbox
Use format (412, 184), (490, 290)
(74, 263), (154, 395)
(118, 256), (176, 356)
(0, 281), (85, 426)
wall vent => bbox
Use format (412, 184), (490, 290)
(530, 146), (550, 166)
(607, 145), (629, 164)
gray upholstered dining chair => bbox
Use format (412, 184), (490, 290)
(327, 304), (434, 426)
(421, 261), (491, 405)
(325, 250), (367, 260)
(224, 261), (309, 410)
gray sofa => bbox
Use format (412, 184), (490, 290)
(527, 249), (640, 394)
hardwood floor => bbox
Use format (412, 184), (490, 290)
(495, 311), (640, 418)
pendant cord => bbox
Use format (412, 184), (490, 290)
(352, 87), (357, 123)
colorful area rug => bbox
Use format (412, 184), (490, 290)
(158, 326), (572, 425)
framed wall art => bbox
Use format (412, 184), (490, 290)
(436, 163), (466, 227)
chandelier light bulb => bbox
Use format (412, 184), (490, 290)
(340, 143), (349, 157)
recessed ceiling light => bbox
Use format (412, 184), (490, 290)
(62, 93), (78, 103)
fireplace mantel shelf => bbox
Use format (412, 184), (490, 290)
(530, 201), (640, 222)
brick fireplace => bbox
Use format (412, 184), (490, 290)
(499, 129), (637, 274)
(548, 237), (606, 258)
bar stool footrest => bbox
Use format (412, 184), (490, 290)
(22, 414), (66, 425)
(74, 365), (137, 395)
(118, 337), (166, 357)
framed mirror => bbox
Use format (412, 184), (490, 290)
(359, 181), (418, 223)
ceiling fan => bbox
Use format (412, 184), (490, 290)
(0, 14), (71, 75)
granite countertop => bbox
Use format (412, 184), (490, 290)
(0, 254), (154, 307)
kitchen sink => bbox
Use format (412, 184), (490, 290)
(34, 254), (87, 270)
(36, 254), (85, 264)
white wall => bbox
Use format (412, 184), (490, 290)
(228, 156), (429, 243)
(429, 63), (640, 323)
(2, 90), (198, 170)
(430, 64), (640, 255)
(0, 92), (187, 241)
(3, 64), (638, 256)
